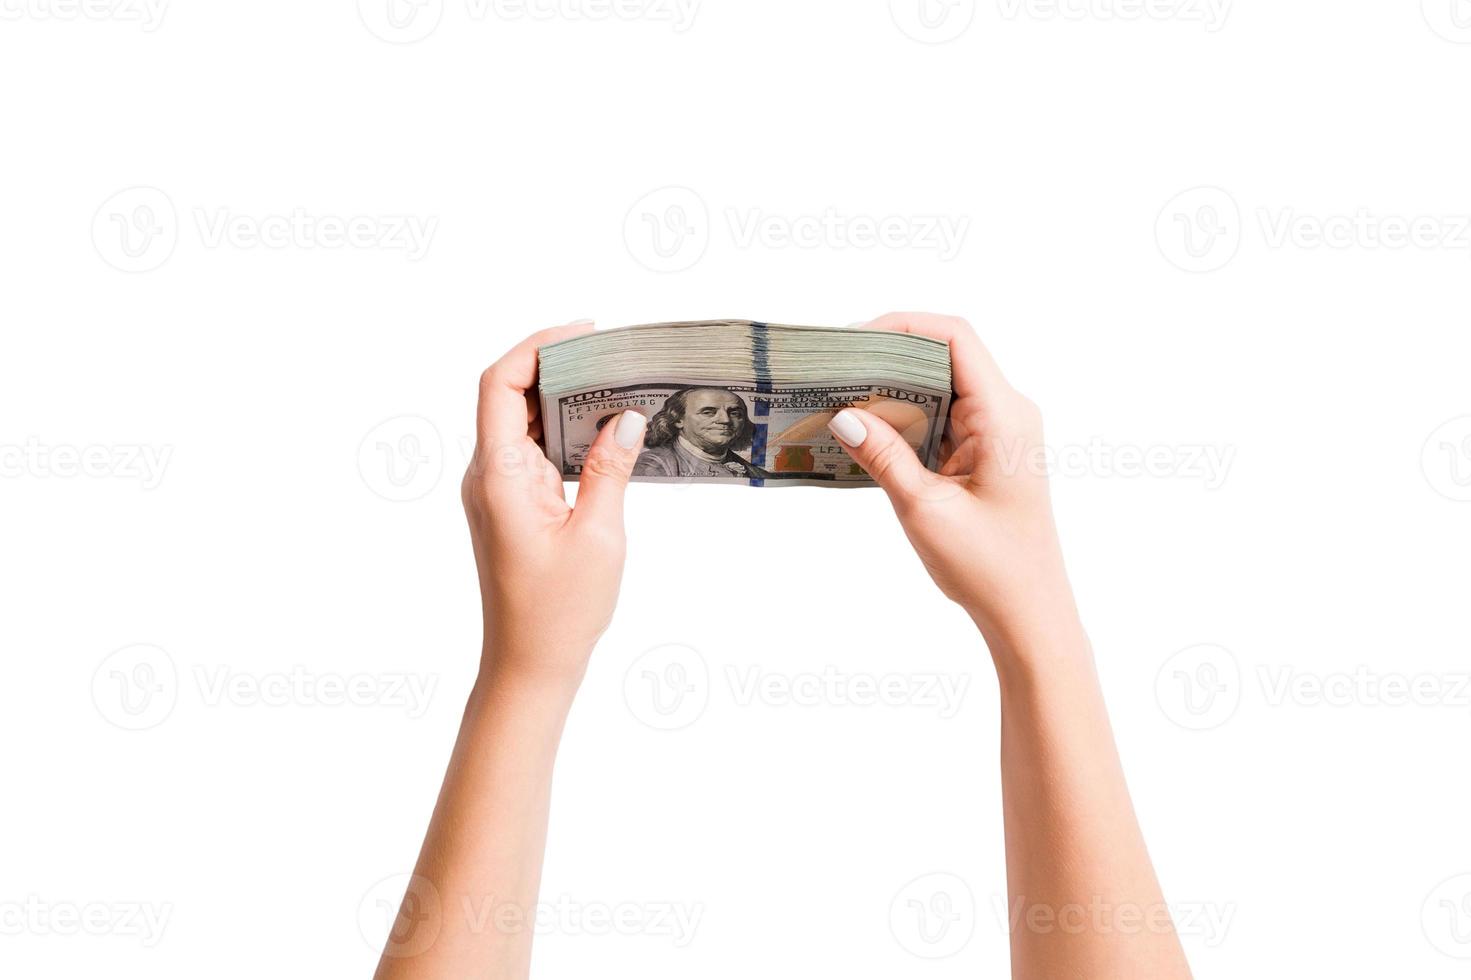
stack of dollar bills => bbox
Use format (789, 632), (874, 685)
(537, 320), (953, 487)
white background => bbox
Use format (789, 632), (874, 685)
(3, 1), (1470, 977)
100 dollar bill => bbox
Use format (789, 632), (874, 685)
(541, 380), (951, 487)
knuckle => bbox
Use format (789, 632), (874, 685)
(948, 409), (980, 441)
(479, 362), (514, 394)
(461, 468), (490, 517)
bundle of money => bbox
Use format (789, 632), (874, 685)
(537, 320), (953, 487)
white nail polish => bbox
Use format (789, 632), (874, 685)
(614, 411), (647, 449)
(828, 409), (867, 447)
(567, 318), (595, 327)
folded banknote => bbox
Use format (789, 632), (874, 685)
(536, 320), (953, 487)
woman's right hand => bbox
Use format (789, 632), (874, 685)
(827, 312), (1081, 659)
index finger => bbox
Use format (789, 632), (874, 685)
(859, 312), (1009, 399)
(476, 321), (595, 447)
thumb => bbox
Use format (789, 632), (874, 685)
(571, 410), (647, 530)
(828, 407), (948, 509)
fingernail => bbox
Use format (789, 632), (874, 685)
(828, 409), (867, 447)
(614, 411), (647, 449)
(567, 318), (595, 327)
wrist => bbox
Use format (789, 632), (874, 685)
(981, 612), (1093, 688)
(473, 641), (591, 713)
(964, 580), (1092, 686)
(460, 663), (580, 773)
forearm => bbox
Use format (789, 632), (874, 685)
(375, 654), (583, 980)
(984, 605), (1192, 980)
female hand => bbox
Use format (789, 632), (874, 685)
(462, 321), (648, 690)
(829, 314), (1192, 980)
(375, 323), (649, 980)
(827, 312), (1079, 657)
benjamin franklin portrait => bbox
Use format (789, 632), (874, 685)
(632, 387), (771, 479)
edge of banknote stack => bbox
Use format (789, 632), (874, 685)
(536, 320), (954, 488)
